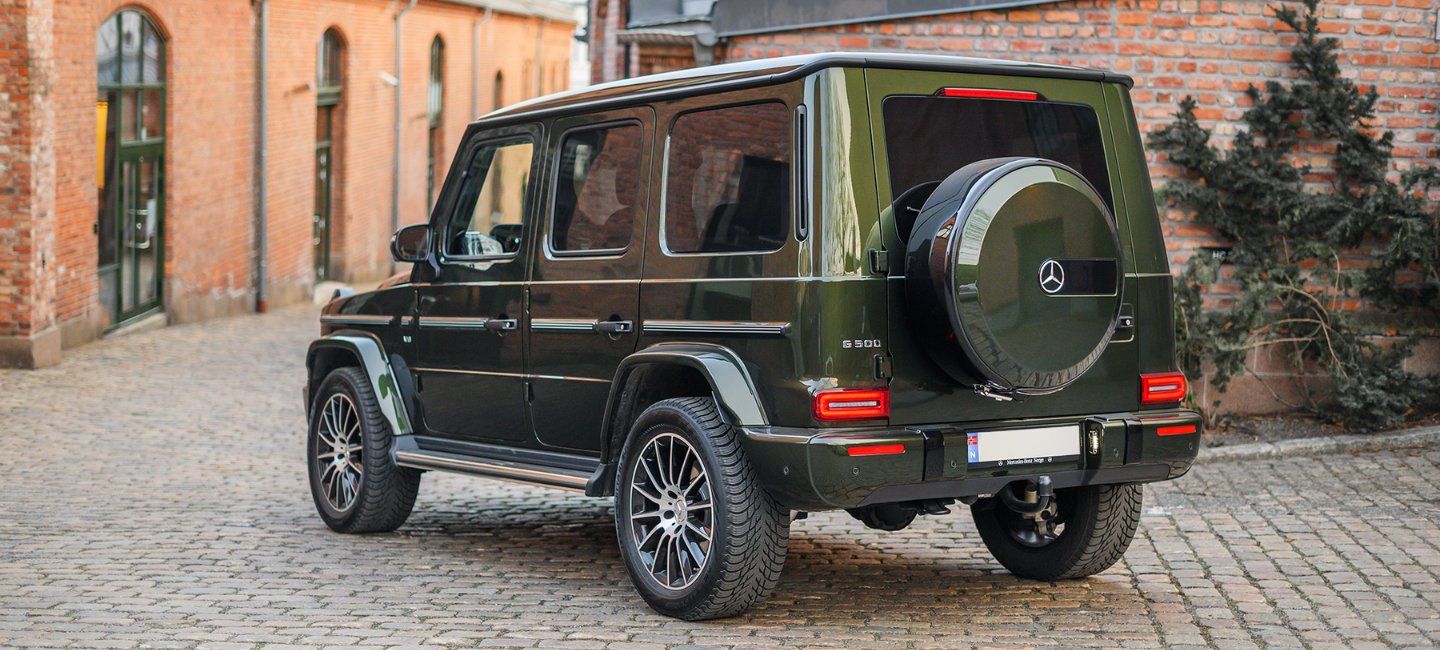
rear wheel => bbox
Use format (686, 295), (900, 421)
(307, 367), (421, 533)
(971, 483), (1142, 581)
(614, 397), (789, 620)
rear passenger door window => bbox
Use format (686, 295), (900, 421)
(662, 102), (791, 254)
(551, 123), (643, 254)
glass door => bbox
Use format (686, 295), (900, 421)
(314, 106), (333, 281)
(97, 10), (165, 328)
(118, 152), (163, 319)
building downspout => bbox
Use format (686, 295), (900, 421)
(255, 0), (269, 312)
(392, 0), (418, 273)
(602, 0), (619, 82)
(535, 18), (548, 97)
(473, 8), (491, 119)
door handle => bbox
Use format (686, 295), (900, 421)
(484, 318), (518, 332)
(595, 320), (633, 334)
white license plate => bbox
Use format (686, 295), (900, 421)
(966, 424), (1081, 469)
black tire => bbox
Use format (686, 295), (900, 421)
(614, 397), (789, 620)
(307, 366), (422, 534)
(971, 483), (1142, 581)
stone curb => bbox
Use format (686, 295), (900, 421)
(1195, 424), (1440, 464)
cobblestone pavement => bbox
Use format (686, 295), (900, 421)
(2, 306), (1438, 650)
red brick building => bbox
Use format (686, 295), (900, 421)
(0, 0), (575, 368)
(586, 0), (1439, 412)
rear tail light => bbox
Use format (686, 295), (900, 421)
(936, 88), (1040, 101)
(1140, 372), (1188, 405)
(1157, 424), (1197, 436)
(846, 444), (905, 457)
(814, 388), (890, 421)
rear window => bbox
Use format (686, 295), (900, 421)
(881, 96), (1111, 207)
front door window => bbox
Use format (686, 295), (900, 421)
(96, 9), (165, 328)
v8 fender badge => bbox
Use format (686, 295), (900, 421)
(1038, 259), (1065, 294)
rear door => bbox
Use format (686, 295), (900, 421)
(863, 70), (1140, 424)
(528, 107), (654, 452)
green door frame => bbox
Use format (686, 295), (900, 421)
(97, 9), (166, 330)
(315, 105), (335, 282)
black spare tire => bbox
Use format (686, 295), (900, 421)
(904, 157), (1122, 396)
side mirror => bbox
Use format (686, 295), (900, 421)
(391, 224), (430, 263)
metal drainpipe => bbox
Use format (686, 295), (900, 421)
(392, 0), (418, 274)
(473, 8), (491, 119)
(535, 18), (548, 97)
(255, 0), (269, 312)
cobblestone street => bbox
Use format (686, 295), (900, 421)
(1, 307), (1437, 650)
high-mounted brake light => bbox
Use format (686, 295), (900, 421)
(847, 444), (906, 457)
(1140, 372), (1188, 405)
(814, 388), (890, 421)
(937, 88), (1040, 101)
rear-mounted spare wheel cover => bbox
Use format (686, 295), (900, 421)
(904, 157), (1122, 395)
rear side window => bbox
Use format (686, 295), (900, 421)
(551, 122), (644, 254)
(664, 102), (790, 254)
(882, 96), (1110, 207)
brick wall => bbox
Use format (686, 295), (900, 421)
(1, 0), (573, 367)
(715, 0), (1439, 279)
(0, 0), (61, 367)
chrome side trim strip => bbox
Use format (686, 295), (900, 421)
(531, 318), (597, 332)
(412, 367), (610, 383)
(320, 315), (393, 326)
(412, 367), (527, 378)
(401, 316), (414, 327)
(534, 374), (611, 383)
(394, 449), (590, 491)
(643, 320), (790, 336)
(417, 316), (491, 329)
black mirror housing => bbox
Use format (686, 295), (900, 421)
(391, 224), (430, 263)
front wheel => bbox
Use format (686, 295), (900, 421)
(307, 366), (422, 533)
(971, 483), (1142, 581)
(614, 397), (789, 620)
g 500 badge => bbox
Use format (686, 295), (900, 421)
(842, 339), (882, 349)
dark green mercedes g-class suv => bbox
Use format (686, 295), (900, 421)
(304, 52), (1200, 620)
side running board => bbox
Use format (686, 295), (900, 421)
(394, 448), (593, 492)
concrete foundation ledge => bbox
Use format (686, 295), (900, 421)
(0, 326), (62, 369)
(1196, 425), (1440, 464)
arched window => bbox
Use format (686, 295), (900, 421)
(314, 28), (345, 281)
(428, 36), (444, 124)
(493, 71), (504, 111)
(317, 28), (343, 104)
(427, 36), (444, 209)
(96, 9), (166, 328)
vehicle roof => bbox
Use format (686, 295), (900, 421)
(476, 52), (1133, 128)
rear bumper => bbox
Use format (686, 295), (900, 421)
(737, 409), (1201, 511)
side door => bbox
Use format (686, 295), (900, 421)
(414, 124), (541, 443)
(528, 108), (654, 452)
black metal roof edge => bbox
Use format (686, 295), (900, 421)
(468, 52), (1132, 130)
(714, 0), (1060, 38)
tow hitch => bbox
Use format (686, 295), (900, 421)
(998, 476), (1059, 547)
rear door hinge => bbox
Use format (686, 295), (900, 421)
(868, 248), (889, 275)
(873, 354), (893, 380)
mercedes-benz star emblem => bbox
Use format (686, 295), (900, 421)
(1038, 260), (1066, 294)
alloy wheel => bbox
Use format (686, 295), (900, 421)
(626, 432), (714, 591)
(314, 393), (364, 513)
